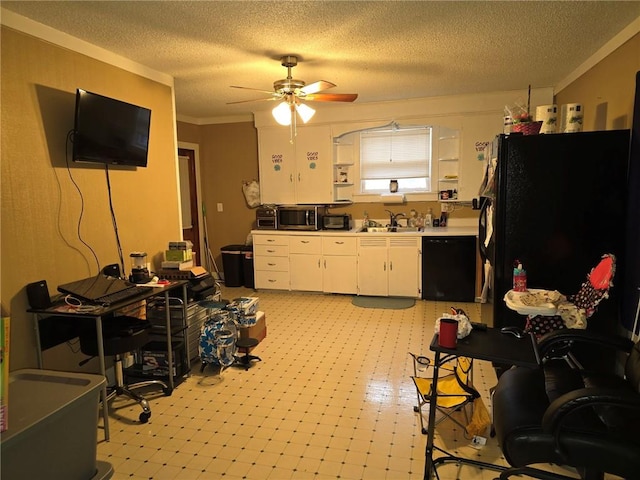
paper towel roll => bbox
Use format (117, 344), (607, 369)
(560, 103), (584, 133)
(536, 105), (558, 134)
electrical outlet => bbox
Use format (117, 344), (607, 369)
(217, 203), (223, 212)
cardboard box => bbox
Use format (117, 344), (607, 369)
(239, 311), (266, 352)
(0, 317), (9, 432)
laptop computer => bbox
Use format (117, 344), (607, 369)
(58, 274), (139, 305)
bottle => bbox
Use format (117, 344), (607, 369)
(424, 208), (433, 228)
(513, 262), (527, 292)
(408, 209), (417, 227)
(363, 211), (370, 228)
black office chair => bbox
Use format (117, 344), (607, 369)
(79, 315), (171, 423)
(492, 329), (640, 480)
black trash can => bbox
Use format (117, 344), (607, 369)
(220, 245), (247, 287)
(242, 249), (254, 289)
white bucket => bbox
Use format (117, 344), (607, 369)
(560, 103), (584, 133)
(536, 105), (558, 134)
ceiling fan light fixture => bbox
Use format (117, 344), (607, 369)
(296, 102), (315, 123)
(272, 101), (293, 126)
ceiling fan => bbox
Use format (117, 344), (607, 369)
(228, 55), (358, 128)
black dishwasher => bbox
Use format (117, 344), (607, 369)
(422, 236), (476, 302)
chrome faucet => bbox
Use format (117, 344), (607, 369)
(385, 210), (406, 227)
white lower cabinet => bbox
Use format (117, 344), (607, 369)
(253, 232), (420, 297)
(357, 238), (388, 296)
(254, 234), (290, 290)
(289, 236), (323, 291)
(357, 237), (421, 297)
(388, 237), (421, 297)
(321, 237), (357, 294)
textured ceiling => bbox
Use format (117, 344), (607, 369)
(2, 1), (639, 122)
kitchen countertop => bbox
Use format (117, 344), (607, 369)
(251, 226), (478, 237)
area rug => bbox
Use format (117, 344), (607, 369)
(351, 296), (416, 309)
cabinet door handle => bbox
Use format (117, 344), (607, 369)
(289, 174), (293, 183)
(268, 279), (277, 283)
(318, 259), (322, 268)
(298, 173), (301, 182)
(267, 249), (276, 253)
(301, 240), (309, 244)
(267, 263), (276, 266)
(389, 261), (393, 271)
(267, 239), (275, 242)
(323, 259), (327, 268)
(335, 241), (344, 245)
(384, 261), (387, 271)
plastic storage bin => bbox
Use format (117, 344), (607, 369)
(221, 245), (250, 287)
(0, 369), (112, 480)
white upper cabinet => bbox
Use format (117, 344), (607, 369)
(258, 125), (333, 204)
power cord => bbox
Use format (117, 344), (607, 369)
(63, 294), (101, 313)
(65, 130), (101, 273)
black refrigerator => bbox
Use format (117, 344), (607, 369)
(479, 130), (631, 336)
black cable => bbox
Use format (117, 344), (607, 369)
(104, 165), (126, 278)
(65, 130), (101, 273)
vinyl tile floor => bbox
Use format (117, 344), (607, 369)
(97, 287), (589, 480)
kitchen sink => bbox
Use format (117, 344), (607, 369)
(359, 226), (421, 233)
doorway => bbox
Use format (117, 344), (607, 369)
(178, 147), (201, 265)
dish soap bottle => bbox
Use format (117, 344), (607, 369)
(363, 211), (370, 228)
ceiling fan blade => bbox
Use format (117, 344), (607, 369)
(299, 80), (335, 95)
(303, 93), (358, 102)
(230, 85), (277, 95)
(227, 96), (281, 105)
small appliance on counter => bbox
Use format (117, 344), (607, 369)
(322, 214), (352, 230)
(129, 252), (151, 283)
(277, 205), (326, 230)
(256, 206), (277, 230)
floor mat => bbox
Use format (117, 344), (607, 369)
(352, 296), (416, 309)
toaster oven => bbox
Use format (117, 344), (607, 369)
(322, 214), (352, 230)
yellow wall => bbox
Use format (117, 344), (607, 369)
(177, 121), (259, 274)
(556, 33), (640, 131)
(1, 27), (182, 371)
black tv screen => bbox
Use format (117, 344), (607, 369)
(72, 89), (151, 167)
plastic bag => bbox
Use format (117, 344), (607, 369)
(435, 309), (473, 339)
(242, 180), (260, 208)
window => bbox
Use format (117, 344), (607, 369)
(360, 126), (432, 194)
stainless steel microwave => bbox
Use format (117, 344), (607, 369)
(277, 206), (327, 230)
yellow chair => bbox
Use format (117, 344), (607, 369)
(410, 352), (479, 435)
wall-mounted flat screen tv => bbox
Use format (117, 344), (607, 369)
(72, 89), (151, 167)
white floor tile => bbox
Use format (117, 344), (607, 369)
(95, 287), (581, 479)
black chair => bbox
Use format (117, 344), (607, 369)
(79, 315), (171, 423)
(493, 329), (640, 480)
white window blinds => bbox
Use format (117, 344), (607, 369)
(360, 127), (432, 192)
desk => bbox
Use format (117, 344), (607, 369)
(28, 281), (188, 441)
(423, 327), (540, 479)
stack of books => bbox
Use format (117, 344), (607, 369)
(161, 241), (194, 270)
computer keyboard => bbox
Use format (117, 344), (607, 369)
(96, 287), (141, 306)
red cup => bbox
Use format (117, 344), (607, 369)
(438, 318), (458, 348)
